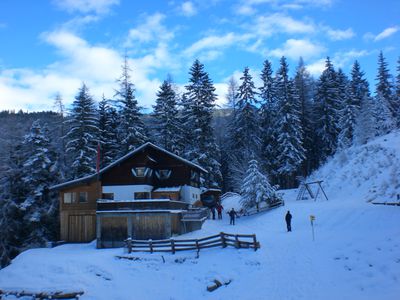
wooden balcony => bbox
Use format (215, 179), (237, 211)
(96, 199), (190, 211)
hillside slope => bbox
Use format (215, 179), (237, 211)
(308, 130), (400, 203)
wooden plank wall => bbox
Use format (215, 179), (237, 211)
(60, 211), (96, 242)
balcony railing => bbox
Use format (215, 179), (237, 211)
(96, 199), (190, 211)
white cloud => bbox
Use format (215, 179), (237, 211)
(0, 29), (174, 112)
(325, 27), (355, 41)
(180, 1), (197, 17)
(53, 0), (119, 14)
(125, 13), (174, 46)
(269, 39), (325, 60)
(306, 58), (325, 76)
(306, 49), (370, 76)
(374, 26), (399, 41)
(183, 32), (250, 59)
(252, 13), (315, 37)
(235, 0), (333, 15)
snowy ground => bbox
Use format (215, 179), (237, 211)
(0, 194), (399, 300)
(1, 132), (400, 299)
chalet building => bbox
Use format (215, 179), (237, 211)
(50, 142), (211, 248)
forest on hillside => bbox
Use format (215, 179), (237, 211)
(0, 51), (399, 267)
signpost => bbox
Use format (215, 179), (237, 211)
(310, 215), (316, 241)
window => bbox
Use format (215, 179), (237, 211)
(190, 170), (200, 187)
(132, 167), (151, 177)
(79, 192), (88, 203)
(102, 193), (114, 200)
(134, 192), (150, 199)
(63, 192), (76, 204)
(155, 169), (172, 180)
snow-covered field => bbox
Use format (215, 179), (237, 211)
(1, 132), (400, 300)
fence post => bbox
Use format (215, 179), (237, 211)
(220, 232), (227, 248)
(149, 239), (153, 253)
(252, 234), (258, 251)
(171, 239), (175, 254)
(127, 238), (132, 254)
(235, 235), (239, 248)
(196, 239), (200, 252)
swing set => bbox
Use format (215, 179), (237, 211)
(296, 180), (328, 201)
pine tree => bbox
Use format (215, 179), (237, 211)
(65, 83), (99, 178)
(21, 120), (59, 246)
(375, 51), (396, 120)
(225, 77), (239, 110)
(259, 60), (278, 178)
(274, 57), (305, 187)
(220, 77), (239, 192)
(337, 69), (357, 149)
(240, 159), (276, 211)
(182, 59), (222, 187)
(153, 77), (184, 155)
(294, 57), (315, 174)
(231, 67), (260, 159)
(116, 55), (148, 155)
(314, 57), (340, 163)
(351, 61), (376, 145)
(98, 96), (119, 167)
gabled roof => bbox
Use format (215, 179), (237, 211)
(50, 142), (207, 191)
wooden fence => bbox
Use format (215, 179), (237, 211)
(125, 232), (260, 254)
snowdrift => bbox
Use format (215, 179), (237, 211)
(309, 130), (400, 203)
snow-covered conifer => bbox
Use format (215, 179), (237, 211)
(274, 57), (305, 186)
(153, 77), (184, 155)
(182, 59), (222, 187)
(65, 83), (99, 178)
(115, 55), (148, 154)
(314, 57), (340, 162)
(98, 96), (119, 167)
(240, 159), (276, 211)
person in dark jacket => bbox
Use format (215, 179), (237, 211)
(285, 211), (292, 232)
(229, 208), (238, 225)
(217, 203), (223, 219)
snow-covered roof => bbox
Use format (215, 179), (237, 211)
(153, 187), (182, 192)
(50, 142), (207, 190)
(201, 188), (222, 193)
(100, 142), (207, 175)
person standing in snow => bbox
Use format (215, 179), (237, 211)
(285, 211), (292, 232)
(211, 207), (216, 220)
(217, 203), (223, 219)
(229, 208), (238, 225)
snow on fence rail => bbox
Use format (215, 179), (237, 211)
(0, 290), (84, 299)
(125, 232), (260, 254)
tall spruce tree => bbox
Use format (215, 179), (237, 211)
(116, 55), (148, 155)
(259, 59), (278, 177)
(231, 67), (260, 158)
(153, 78), (184, 155)
(65, 83), (99, 178)
(182, 59), (222, 187)
(337, 69), (357, 149)
(227, 67), (260, 188)
(294, 57), (315, 174)
(375, 51), (396, 122)
(274, 57), (305, 187)
(314, 57), (340, 163)
(21, 120), (59, 246)
(351, 61), (376, 145)
(98, 96), (119, 167)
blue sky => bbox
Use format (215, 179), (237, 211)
(0, 0), (399, 112)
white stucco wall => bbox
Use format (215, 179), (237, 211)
(180, 185), (201, 204)
(102, 185), (153, 201)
